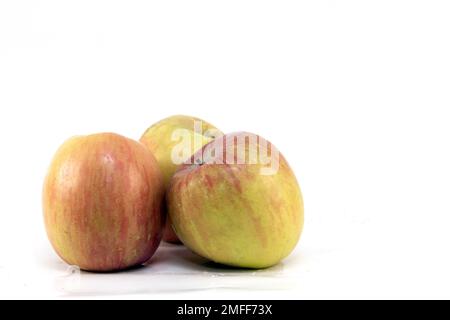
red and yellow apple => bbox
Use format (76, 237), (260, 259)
(42, 133), (164, 272)
(140, 115), (223, 243)
(167, 132), (304, 268)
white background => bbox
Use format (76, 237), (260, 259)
(0, 1), (449, 299)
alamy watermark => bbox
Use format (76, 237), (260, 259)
(170, 121), (280, 175)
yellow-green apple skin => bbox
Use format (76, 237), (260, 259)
(43, 133), (164, 272)
(140, 115), (223, 243)
(167, 132), (304, 268)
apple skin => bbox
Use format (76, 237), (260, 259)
(140, 115), (223, 243)
(43, 133), (164, 272)
(167, 132), (304, 268)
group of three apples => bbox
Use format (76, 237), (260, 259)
(43, 115), (304, 272)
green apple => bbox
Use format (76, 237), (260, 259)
(140, 115), (223, 243)
(167, 132), (304, 268)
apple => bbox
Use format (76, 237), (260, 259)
(42, 133), (164, 272)
(167, 132), (304, 268)
(140, 115), (223, 243)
